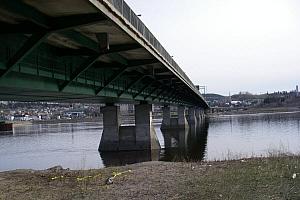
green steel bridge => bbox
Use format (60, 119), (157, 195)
(0, 0), (208, 108)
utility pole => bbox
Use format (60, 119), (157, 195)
(197, 86), (207, 99)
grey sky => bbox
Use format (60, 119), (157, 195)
(125, 0), (300, 95)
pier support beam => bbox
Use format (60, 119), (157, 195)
(99, 105), (120, 151)
(135, 103), (161, 150)
(178, 106), (188, 129)
(161, 105), (171, 127)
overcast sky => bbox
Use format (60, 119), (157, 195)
(125, 0), (300, 95)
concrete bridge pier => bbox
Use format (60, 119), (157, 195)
(201, 109), (205, 120)
(162, 130), (173, 148)
(197, 108), (206, 121)
(178, 106), (188, 129)
(188, 107), (197, 124)
(98, 105), (121, 151)
(161, 105), (171, 127)
(135, 103), (161, 150)
(99, 103), (160, 152)
(195, 108), (202, 123)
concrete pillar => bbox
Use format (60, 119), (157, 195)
(162, 131), (172, 148)
(188, 107), (197, 124)
(161, 105), (171, 127)
(135, 103), (161, 150)
(99, 105), (120, 151)
(195, 109), (200, 120)
(201, 109), (205, 119)
(178, 106), (188, 128)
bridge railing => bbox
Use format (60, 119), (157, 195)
(106, 0), (202, 96)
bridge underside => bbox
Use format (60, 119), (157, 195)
(0, 0), (208, 108)
(0, 0), (210, 152)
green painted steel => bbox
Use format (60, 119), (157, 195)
(0, 0), (209, 108)
(118, 75), (146, 97)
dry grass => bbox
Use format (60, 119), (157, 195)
(0, 156), (299, 200)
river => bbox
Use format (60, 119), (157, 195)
(0, 112), (299, 171)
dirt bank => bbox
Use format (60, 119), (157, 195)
(0, 156), (299, 200)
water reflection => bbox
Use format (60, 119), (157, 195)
(12, 122), (102, 135)
(100, 150), (160, 167)
(207, 112), (300, 160)
(1, 112), (300, 171)
(160, 119), (209, 162)
(100, 119), (209, 166)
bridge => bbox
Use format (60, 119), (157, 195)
(0, 0), (209, 151)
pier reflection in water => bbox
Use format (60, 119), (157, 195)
(160, 119), (208, 162)
(100, 150), (160, 167)
(100, 119), (209, 166)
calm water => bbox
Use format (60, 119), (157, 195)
(0, 112), (300, 171)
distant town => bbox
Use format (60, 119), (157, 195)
(0, 85), (299, 123)
(0, 102), (102, 122)
(0, 102), (163, 123)
(206, 85), (300, 114)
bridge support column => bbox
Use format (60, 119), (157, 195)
(188, 107), (197, 124)
(135, 103), (161, 150)
(201, 109), (205, 119)
(161, 105), (171, 127)
(195, 109), (202, 122)
(178, 106), (188, 129)
(99, 105), (120, 151)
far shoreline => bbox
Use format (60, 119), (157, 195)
(211, 110), (300, 118)
(209, 106), (300, 116)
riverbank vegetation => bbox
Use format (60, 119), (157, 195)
(0, 156), (299, 200)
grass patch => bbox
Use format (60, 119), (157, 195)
(183, 156), (299, 200)
(0, 156), (299, 200)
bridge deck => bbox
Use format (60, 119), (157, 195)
(0, 0), (208, 108)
